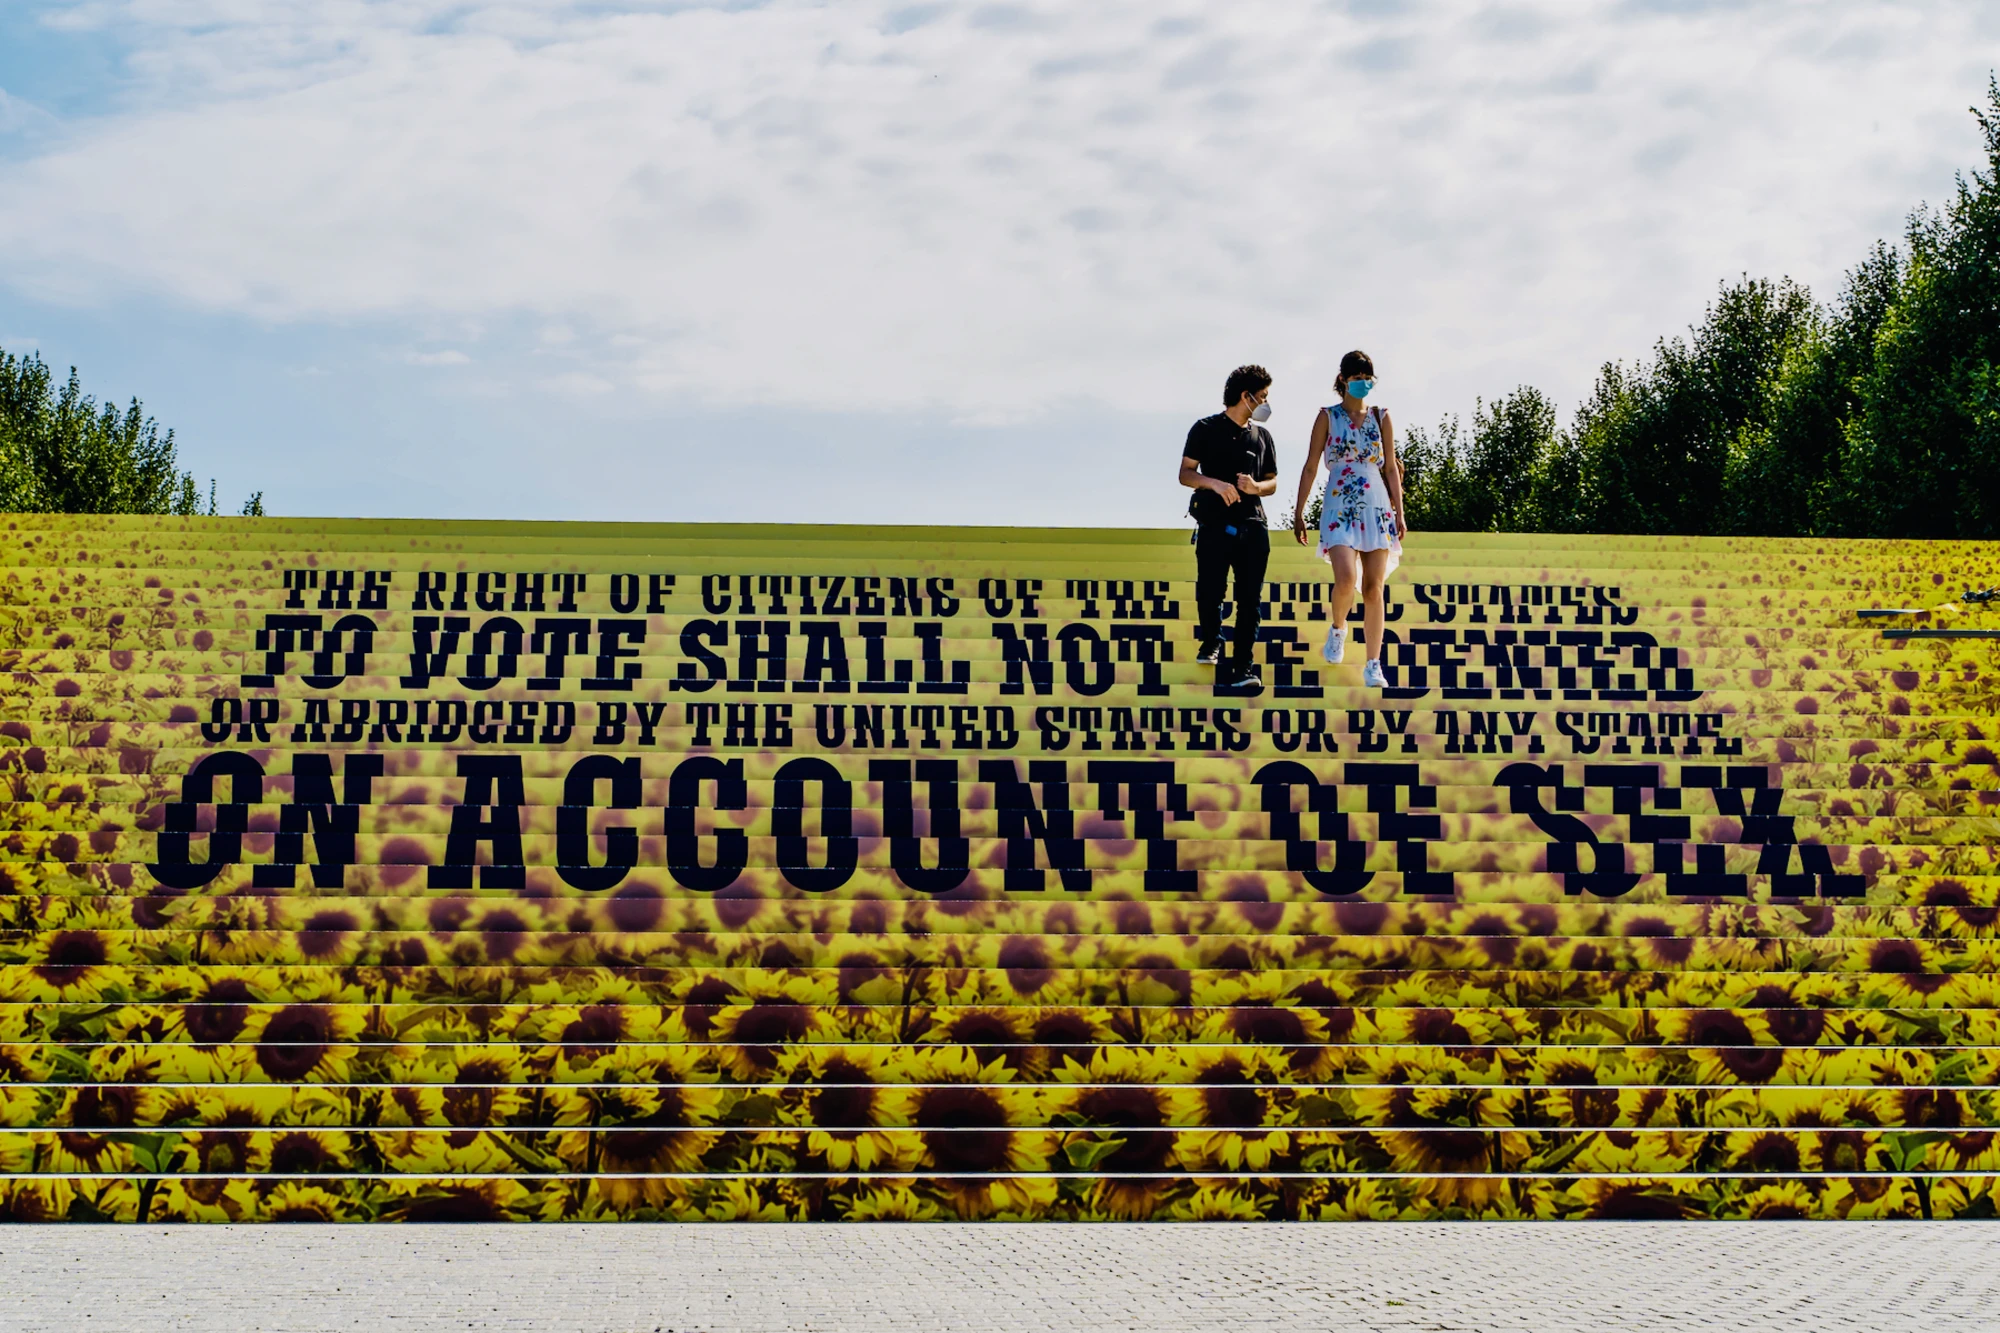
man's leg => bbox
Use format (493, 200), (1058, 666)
(1228, 525), (1271, 672)
(1193, 525), (1229, 657)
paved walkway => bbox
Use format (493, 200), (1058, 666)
(5, 1223), (1998, 1332)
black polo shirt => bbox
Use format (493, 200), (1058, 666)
(1183, 413), (1277, 525)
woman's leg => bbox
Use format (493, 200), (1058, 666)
(1359, 548), (1390, 660)
(1325, 546), (1360, 630)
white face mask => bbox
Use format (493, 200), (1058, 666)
(1249, 402), (1272, 422)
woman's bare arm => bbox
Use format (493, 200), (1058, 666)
(1292, 409), (1330, 545)
(1380, 410), (1411, 537)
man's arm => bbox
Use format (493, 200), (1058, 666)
(1234, 435), (1279, 496)
(1182, 456), (1240, 508)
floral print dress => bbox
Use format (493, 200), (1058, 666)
(1317, 403), (1402, 573)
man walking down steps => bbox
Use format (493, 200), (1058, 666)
(1179, 362), (1279, 696)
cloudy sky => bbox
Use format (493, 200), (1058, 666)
(0, 0), (1994, 525)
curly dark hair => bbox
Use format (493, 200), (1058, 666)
(1222, 364), (1272, 408)
(1335, 350), (1375, 392)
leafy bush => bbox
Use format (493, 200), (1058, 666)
(0, 350), (261, 516)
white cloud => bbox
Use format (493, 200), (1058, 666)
(1, 0), (1995, 446)
(0, 88), (59, 138)
(541, 370), (615, 396)
(404, 348), (471, 366)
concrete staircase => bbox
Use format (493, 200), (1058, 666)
(1, 516), (1996, 1220)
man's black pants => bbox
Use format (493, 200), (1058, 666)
(1194, 521), (1269, 668)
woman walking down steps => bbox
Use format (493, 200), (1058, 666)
(1292, 349), (1407, 688)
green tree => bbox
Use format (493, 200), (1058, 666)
(1840, 77), (2000, 538)
(1466, 387), (1561, 532)
(1566, 276), (1820, 536)
(0, 349), (261, 516)
(1722, 244), (1900, 535)
(1395, 416), (1465, 532)
(1401, 388), (1562, 533)
(1393, 75), (1997, 539)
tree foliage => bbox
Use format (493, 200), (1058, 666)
(1404, 76), (2000, 539)
(1402, 388), (1563, 534)
(0, 350), (261, 516)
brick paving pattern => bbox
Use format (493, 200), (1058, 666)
(6, 1223), (2000, 1331)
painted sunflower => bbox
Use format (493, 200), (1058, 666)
(250, 1181), (358, 1222)
(175, 977), (260, 1046)
(160, 1176), (265, 1224)
(433, 1054), (530, 1134)
(1184, 1051), (1292, 1171)
(1357, 1082), (1509, 1134)
(698, 1177), (798, 1221)
(244, 1003), (364, 1083)
(1199, 968), (1316, 1012)
(380, 1127), (517, 1175)
(799, 1049), (922, 1172)
(0, 1131), (35, 1174)
(562, 1080), (726, 1209)
(1926, 1176), (1997, 1219)
(902, 1042), (1025, 1089)
(1828, 1174), (1922, 1220)
(710, 998), (834, 1079)
(1736, 1179), (1821, 1219)
(906, 1077), (1052, 1219)
(1761, 1085), (1868, 1130)
(1166, 1181), (1272, 1221)
(1065, 1078), (1190, 1220)
(1020, 1008), (1113, 1077)
(840, 1182), (947, 1221)
(262, 1127), (356, 1176)
(1932, 1129), (2000, 1171)
(0, 1180), (74, 1223)
(936, 1007), (1030, 1072)
(1565, 1177), (1695, 1220)
(25, 928), (124, 988)
(42, 1083), (155, 1172)
(1373, 1124), (1531, 1208)
(0, 1083), (39, 1130)
(1796, 1128), (1875, 1174)
(381, 1177), (535, 1222)
(965, 1175), (1060, 1221)
(1568, 1129), (1702, 1174)
(182, 1122), (272, 1204)
(1314, 1178), (1409, 1221)
(1678, 1014), (1794, 1086)
(1222, 1003), (1339, 1079)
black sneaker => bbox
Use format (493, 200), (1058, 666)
(1216, 665), (1264, 696)
(1195, 641), (1221, 665)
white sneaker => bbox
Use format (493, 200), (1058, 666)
(1322, 625), (1345, 665)
(1362, 659), (1387, 688)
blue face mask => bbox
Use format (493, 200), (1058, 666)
(1346, 378), (1374, 399)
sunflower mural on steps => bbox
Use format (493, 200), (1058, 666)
(3, 516), (2000, 1219)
